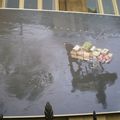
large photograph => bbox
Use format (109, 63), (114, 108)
(0, 9), (120, 116)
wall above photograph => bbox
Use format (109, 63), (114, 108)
(0, 0), (120, 16)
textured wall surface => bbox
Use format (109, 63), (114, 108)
(0, 0), (2, 7)
(59, 0), (88, 12)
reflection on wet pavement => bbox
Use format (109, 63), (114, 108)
(65, 43), (117, 109)
(7, 69), (53, 100)
(0, 23), (54, 115)
(0, 35), (53, 101)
